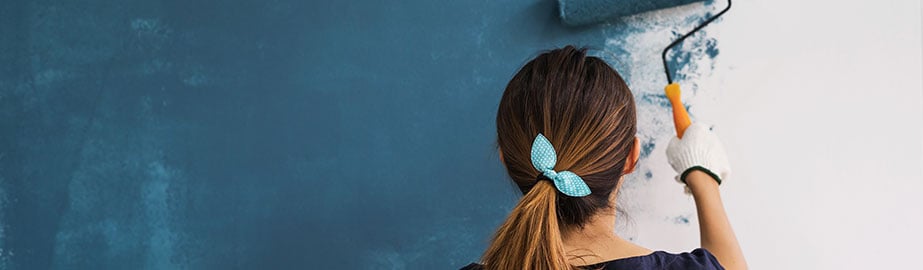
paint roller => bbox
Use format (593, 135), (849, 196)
(559, 0), (732, 138)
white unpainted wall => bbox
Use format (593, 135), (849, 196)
(614, 1), (923, 269)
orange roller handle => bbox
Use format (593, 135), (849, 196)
(665, 83), (691, 138)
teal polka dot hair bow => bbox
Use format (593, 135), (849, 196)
(531, 133), (591, 197)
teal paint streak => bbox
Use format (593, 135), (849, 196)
(664, 10), (722, 83)
(640, 93), (672, 108)
(640, 140), (657, 159)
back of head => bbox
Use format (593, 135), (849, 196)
(481, 46), (637, 270)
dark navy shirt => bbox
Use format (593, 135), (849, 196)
(460, 248), (724, 270)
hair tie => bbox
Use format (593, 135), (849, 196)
(530, 133), (591, 197)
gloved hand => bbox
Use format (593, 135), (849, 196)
(666, 122), (730, 193)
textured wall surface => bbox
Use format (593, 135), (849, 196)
(1, 0), (921, 269)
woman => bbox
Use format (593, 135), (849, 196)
(461, 46), (746, 270)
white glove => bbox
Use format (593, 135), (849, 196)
(666, 122), (731, 191)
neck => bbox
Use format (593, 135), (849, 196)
(560, 193), (652, 265)
(562, 188), (621, 246)
(561, 209), (620, 247)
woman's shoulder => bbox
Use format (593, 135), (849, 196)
(584, 248), (724, 270)
(459, 248), (723, 270)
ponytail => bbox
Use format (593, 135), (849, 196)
(480, 181), (574, 270)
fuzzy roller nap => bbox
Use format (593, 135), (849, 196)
(558, 0), (704, 26)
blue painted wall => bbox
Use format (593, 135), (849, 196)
(0, 0), (710, 269)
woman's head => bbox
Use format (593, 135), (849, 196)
(481, 46), (639, 270)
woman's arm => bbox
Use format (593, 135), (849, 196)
(686, 170), (747, 270)
(665, 122), (747, 270)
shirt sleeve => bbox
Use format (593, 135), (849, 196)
(459, 262), (482, 270)
(664, 248), (725, 270)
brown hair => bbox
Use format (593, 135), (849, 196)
(480, 46), (637, 270)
